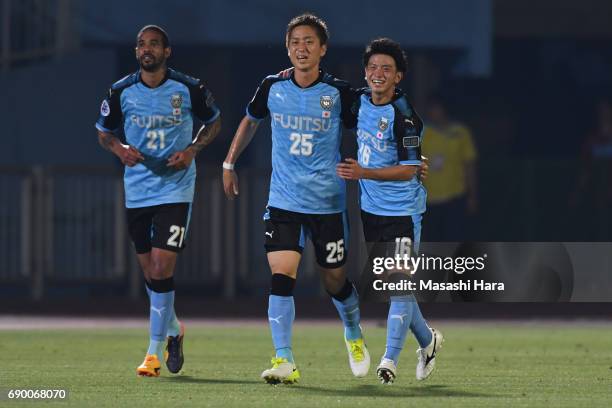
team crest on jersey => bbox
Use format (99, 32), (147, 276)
(171, 94), (183, 116)
(171, 94), (183, 108)
(100, 100), (110, 117)
(378, 117), (389, 131)
(320, 95), (333, 110)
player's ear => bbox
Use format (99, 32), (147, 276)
(320, 43), (327, 57)
(395, 71), (403, 84)
(165, 46), (172, 59)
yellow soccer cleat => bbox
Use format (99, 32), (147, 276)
(345, 336), (371, 377)
(261, 357), (300, 384)
(136, 354), (161, 377)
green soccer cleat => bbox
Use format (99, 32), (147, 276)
(344, 335), (371, 377)
(261, 357), (301, 384)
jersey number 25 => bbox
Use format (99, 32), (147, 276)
(289, 132), (313, 156)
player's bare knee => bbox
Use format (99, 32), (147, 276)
(148, 257), (175, 279)
(267, 251), (299, 278)
(320, 266), (346, 293)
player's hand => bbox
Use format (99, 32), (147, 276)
(336, 158), (364, 180)
(167, 148), (195, 170)
(278, 67), (294, 78)
(114, 144), (144, 167)
(418, 155), (429, 181)
(223, 168), (239, 199)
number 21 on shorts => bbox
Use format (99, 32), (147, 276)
(167, 225), (186, 248)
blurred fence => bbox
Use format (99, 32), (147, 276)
(1, 0), (79, 71)
(0, 165), (369, 300)
(1, 159), (610, 300)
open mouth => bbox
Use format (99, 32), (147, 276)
(371, 79), (385, 85)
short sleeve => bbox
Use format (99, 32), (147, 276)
(246, 77), (273, 120)
(95, 87), (123, 133)
(190, 81), (220, 124)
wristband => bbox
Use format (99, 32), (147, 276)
(222, 162), (235, 170)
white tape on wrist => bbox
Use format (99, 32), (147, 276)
(222, 162), (235, 170)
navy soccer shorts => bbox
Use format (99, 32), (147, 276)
(264, 206), (349, 269)
(126, 203), (191, 254)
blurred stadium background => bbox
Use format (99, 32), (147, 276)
(1, 0), (612, 313)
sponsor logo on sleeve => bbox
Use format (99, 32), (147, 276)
(403, 136), (420, 148)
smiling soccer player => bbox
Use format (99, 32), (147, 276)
(336, 38), (443, 384)
(223, 14), (370, 384)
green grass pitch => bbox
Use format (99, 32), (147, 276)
(2, 322), (611, 407)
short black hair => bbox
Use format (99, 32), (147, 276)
(363, 38), (407, 73)
(136, 25), (170, 48)
(286, 13), (329, 45)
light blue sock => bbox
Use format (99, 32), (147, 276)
(146, 282), (180, 337)
(268, 295), (295, 363)
(384, 296), (413, 365)
(166, 310), (181, 337)
(147, 290), (174, 362)
(408, 294), (433, 348)
(331, 286), (362, 341)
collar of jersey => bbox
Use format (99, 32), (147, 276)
(137, 68), (171, 89)
(366, 87), (405, 107)
(290, 69), (324, 89)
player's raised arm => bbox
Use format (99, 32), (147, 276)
(222, 116), (260, 199)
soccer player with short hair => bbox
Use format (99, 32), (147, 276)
(336, 38), (443, 384)
(223, 13), (369, 384)
(96, 25), (221, 377)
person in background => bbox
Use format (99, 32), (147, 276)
(421, 95), (478, 242)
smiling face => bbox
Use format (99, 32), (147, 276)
(365, 53), (402, 102)
(286, 25), (327, 73)
(135, 29), (171, 72)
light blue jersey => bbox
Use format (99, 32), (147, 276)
(96, 68), (220, 208)
(355, 89), (426, 216)
(247, 72), (356, 214)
